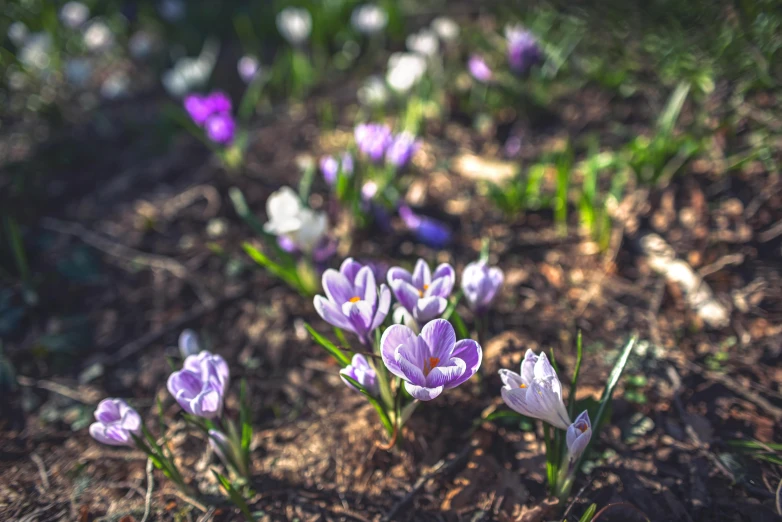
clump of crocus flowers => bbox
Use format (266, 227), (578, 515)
(184, 91), (236, 145)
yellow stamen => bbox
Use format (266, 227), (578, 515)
(576, 421), (589, 433)
(423, 357), (440, 376)
(519, 383), (527, 389)
(349, 296), (361, 303)
(418, 284), (430, 298)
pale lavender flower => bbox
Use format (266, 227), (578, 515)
(355, 123), (392, 162)
(380, 319), (482, 401)
(89, 398), (142, 447)
(468, 54), (492, 82)
(205, 113), (236, 144)
(387, 258), (455, 324)
(398, 205), (452, 248)
(499, 349), (571, 430)
(237, 55), (261, 83)
(506, 25), (542, 74)
(320, 155), (339, 185)
(314, 258), (391, 344)
(184, 91), (232, 126)
(167, 351), (229, 419)
(566, 410), (592, 462)
(178, 329), (200, 358)
(340, 353), (379, 395)
(461, 260), (504, 313)
(341, 152), (354, 176)
(386, 132), (419, 169)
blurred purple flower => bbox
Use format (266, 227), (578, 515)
(506, 26), (542, 74)
(341, 152), (354, 176)
(355, 123), (392, 162)
(237, 55), (260, 83)
(184, 91), (233, 127)
(398, 205), (452, 248)
(208, 429), (230, 465)
(461, 260), (504, 313)
(340, 353), (379, 396)
(277, 234), (299, 253)
(314, 258), (391, 344)
(89, 398), (142, 447)
(205, 113), (236, 144)
(380, 319), (482, 401)
(468, 54), (492, 82)
(320, 155), (339, 185)
(167, 351), (229, 419)
(178, 329), (200, 358)
(312, 237), (338, 264)
(566, 410), (592, 462)
(386, 132), (419, 169)
(504, 134), (523, 158)
(387, 258), (455, 324)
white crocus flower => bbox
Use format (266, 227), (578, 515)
(406, 28), (439, 57)
(431, 17), (459, 42)
(385, 52), (427, 93)
(264, 187), (327, 253)
(83, 20), (114, 51)
(499, 349), (571, 430)
(161, 38), (219, 97)
(357, 75), (389, 107)
(351, 4), (388, 35)
(276, 7), (312, 46)
(60, 2), (90, 29)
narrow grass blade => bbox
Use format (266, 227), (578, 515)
(242, 242), (300, 290)
(441, 291), (463, 321)
(4, 217), (30, 284)
(304, 323), (351, 366)
(240, 380), (252, 455)
(568, 331), (584, 420)
(657, 81), (690, 135)
(579, 503), (598, 522)
(212, 470), (255, 521)
(229, 187), (267, 237)
(342, 374), (394, 436)
(450, 309), (470, 340)
(593, 336), (637, 433)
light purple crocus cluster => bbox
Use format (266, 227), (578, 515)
(354, 123), (419, 169)
(320, 152), (354, 186)
(388, 259), (455, 324)
(184, 91), (236, 145)
(381, 319), (482, 401)
(167, 351), (230, 419)
(314, 258), (391, 345)
(506, 25), (542, 74)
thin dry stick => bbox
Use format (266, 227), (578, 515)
(16, 376), (99, 404)
(30, 453), (50, 491)
(140, 458), (154, 522)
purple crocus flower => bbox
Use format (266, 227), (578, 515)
(313, 258), (391, 344)
(205, 113), (236, 144)
(89, 398), (142, 447)
(167, 351), (230, 419)
(461, 260), (504, 313)
(398, 205), (452, 248)
(184, 94), (213, 125)
(340, 353), (379, 396)
(506, 25), (542, 74)
(320, 155), (339, 185)
(387, 258), (455, 324)
(178, 329), (200, 358)
(355, 123), (392, 162)
(386, 132), (419, 169)
(566, 410), (592, 462)
(468, 54), (492, 82)
(380, 319), (482, 401)
(341, 152), (354, 176)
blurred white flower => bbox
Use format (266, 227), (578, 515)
(101, 71), (129, 99)
(8, 22), (28, 47)
(431, 17), (459, 42)
(161, 39), (219, 97)
(83, 20), (114, 51)
(264, 186), (327, 253)
(406, 29), (439, 57)
(237, 55), (261, 83)
(276, 7), (312, 46)
(65, 58), (92, 87)
(18, 33), (52, 71)
(60, 2), (90, 29)
(129, 31), (155, 59)
(351, 4), (388, 35)
(357, 75), (389, 106)
(158, 0), (186, 22)
(386, 52), (427, 93)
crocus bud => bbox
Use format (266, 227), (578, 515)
(208, 429), (231, 466)
(566, 410), (592, 462)
(339, 354), (379, 396)
(386, 132), (419, 169)
(499, 350), (571, 430)
(320, 155), (339, 185)
(468, 54), (492, 83)
(89, 398), (142, 447)
(461, 260), (504, 313)
(398, 205), (452, 248)
(505, 25), (542, 74)
(237, 55), (261, 83)
(178, 329), (200, 358)
(355, 123), (392, 163)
